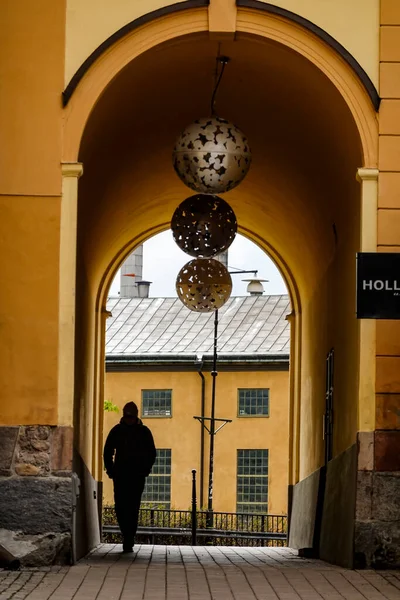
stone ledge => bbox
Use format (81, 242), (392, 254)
(52, 469), (73, 477)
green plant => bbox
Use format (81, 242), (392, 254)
(104, 399), (119, 413)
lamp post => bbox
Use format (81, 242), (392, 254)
(208, 309), (218, 524)
(170, 55), (252, 526)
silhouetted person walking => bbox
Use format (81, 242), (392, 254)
(104, 401), (156, 552)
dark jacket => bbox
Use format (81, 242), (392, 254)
(103, 418), (156, 479)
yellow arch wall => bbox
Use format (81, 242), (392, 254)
(0, 0), (380, 486)
(255, 0), (379, 88)
(65, 0), (190, 84)
(62, 3), (378, 486)
(62, 6), (378, 166)
(64, 0), (379, 89)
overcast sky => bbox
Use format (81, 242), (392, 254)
(109, 231), (287, 298)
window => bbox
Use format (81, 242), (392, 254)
(142, 449), (171, 508)
(238, 389), (269, 417)
(237, 449), (268, 513)
(142, 389), (172, 417)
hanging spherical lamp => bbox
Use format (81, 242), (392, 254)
(172, 116), (251, 194)
(176, 258), (232, 312)
(171, 194), (237, 258)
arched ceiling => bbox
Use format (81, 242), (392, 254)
(77, 32), (363, 301)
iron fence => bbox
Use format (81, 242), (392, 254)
(103, 506), (287, 547)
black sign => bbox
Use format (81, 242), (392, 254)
(357, 253), (400, 319)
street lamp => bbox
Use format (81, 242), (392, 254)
(170, 54), (252, 525)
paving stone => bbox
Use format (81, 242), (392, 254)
(0, 545), (398, 599)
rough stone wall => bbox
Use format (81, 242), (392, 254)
(0, 425), (73, 477)
(355, 431), (400, 569)
(0, 426), (74, 566)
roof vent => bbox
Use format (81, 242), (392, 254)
(137, 281), (152, 298)
(243, 278), (268, 296)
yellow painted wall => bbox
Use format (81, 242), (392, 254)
(299, 218), (361, 475)
(0, 0), (381, 493)
(256, 0), (379, 89)
(65, 0), (190, 84)
(64, 0), (379, 89)
(376, 0), (400, 429)
(211, 371), (289, 515)
(103, 370), (289, 515)
(0, 0), (65, 425)
(73, 17), (372, 484)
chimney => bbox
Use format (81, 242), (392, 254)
(243, 279), (268, 296)
(120, 246), (143, 297)
(137, 281), (152, 298)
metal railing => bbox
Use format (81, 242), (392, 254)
(103, 507), (287, 547)
(102, 469), (287, 546)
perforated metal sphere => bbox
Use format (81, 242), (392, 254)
(172, 116), (251, 194)
(171, 194), (237, 258)
(176, 258), (232, 312)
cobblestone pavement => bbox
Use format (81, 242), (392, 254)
(0, 545), (399, 600)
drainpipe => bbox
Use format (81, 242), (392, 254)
(197, 360), (205, 508)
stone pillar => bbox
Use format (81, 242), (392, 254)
(354, 160), (400, 568)
(352, 2), (400, 569)
(58, 163), (83, 426)
(356, 168), (378, 434)
(0, 164), (83, 566)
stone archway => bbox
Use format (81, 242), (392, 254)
(59, 3), (379, 566)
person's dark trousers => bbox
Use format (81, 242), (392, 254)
(113, 475), (146, 548)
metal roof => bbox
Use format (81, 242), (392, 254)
(106, 295), (291, 357)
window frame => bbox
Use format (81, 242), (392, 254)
(142, 448), (172, 508)
(236, 449), (269, 514)
(237, 388), (270, 418)
(141, 388), (173, 418)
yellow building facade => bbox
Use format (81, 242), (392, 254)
(104, 370), (289, 514)
(0, 0), (399, 569)
(103, 295), (290, 515)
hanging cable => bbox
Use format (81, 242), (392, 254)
(210, 56), (230, 116)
